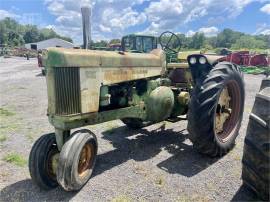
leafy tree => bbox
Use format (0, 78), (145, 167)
(109, 39), (121, 44)
(0, 17), (73, 47)
(94, 40), (108, 47)
(190, 33), (206, 49)
(59, 36), (73, 43)
(0, 21), (7, 45)
(216, 28), (244, 48)
(39, 28), (58, 41)
(7, 31), (24, 46)
(23, 25), (40, 43)
(231, 35), (267, 49)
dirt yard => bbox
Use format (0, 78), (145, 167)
(0, 57), (265, 202)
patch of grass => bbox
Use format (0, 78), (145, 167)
(0, 107), (15, 117)
(177, 194), (211, 202)
(0, 107), (19, 135)
(155, 176), (165, 187)
(3, 153), (27, 167)
(0, 134), (7, 142)
(0, 123), (19, 134)
(104, 122), (119, 135)
(26, 133), (34, 142)
(111, 195), (132, 202)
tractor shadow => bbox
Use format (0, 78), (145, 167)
(35, 72), (44, 77)
(0, 179), (75, 202)
(93, 123), (219, 178)
(0, 123), (218, 202)
(231, 184), (260, 201)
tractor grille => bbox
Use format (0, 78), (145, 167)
(54, 67), (81, 115)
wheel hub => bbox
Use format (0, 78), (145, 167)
(215, 87), (232, 134)
(78, 143), (93, 178)
(47, 148), (59, 179)
(51, 153), (59, 175)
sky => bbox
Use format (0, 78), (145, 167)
(0, 0), (270, 45)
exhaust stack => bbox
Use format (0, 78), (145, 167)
(81, 7), (91, 49)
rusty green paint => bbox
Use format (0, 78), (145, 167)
(45, 47), (164, 68)
(43, 47), (193, 151)
(49, 105), (146, 130)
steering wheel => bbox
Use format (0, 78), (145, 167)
(159, 31), (181, 53)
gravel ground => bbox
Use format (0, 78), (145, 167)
(0, 57), (265, 202)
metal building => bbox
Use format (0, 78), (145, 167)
(25, 38), (74, 50)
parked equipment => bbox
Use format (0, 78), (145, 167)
(224, 51), (269, 67)
(29, 31), (245, 191)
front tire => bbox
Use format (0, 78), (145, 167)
(187, 62), (245, 156)
(57, 129), (98, 191)
(29, 133), (59, 189)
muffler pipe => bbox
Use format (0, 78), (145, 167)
(81, 7), (91, 49)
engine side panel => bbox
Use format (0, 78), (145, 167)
(45, 48), (166, 115)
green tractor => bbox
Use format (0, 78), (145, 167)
(29, 31), (245, 191)
(93, 34), (157, 53)
(121, 34), (158, 53)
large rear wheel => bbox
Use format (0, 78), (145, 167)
(187, 62), (245, 156)
(242, 76), (270, 200)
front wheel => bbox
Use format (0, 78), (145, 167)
(29, 133), (59, 189)
(57, 129), (98, 191)
(187, 62), (245, 156)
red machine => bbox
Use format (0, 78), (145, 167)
(224, 51), (269, 67)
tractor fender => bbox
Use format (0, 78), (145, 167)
(187, 54), (226, 84)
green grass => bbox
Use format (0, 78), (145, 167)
(104, 122), (119, 135)
(0, 134), (7, 142)
(111, 195), (132, 202)
(155, 176), (165, 187)
(0, 107), (19, 135)
(177, 194), (211, 202)
(3, 153), (27, 167)
(0, 107), (15, 116)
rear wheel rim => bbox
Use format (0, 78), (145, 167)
(214, 80), (241, 142)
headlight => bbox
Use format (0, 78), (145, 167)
(199, 57), (207, 64)
(189, 57), (196, 64)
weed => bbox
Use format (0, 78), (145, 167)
(104, 122), (119, 135)
(177, 194), (211, 202)
(3, 153), (27, 167)
(155, 176), (165, 187)
(0, 134), (7, 142)
(0, 108), (15, 117)
(111, 195), (132, 202)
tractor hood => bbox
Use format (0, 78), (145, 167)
(44, 48), (166, 69)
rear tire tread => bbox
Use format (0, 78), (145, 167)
(242, 76), (270, 201)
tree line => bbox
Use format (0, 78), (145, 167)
(0, 17), (73, 47)
(177, 29), (269, 50)
(0, 17), (269, 50)
(94, 29), (269, 51)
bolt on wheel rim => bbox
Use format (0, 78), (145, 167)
(78, 142), (94, 178)
(215, 80), (241, 142)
